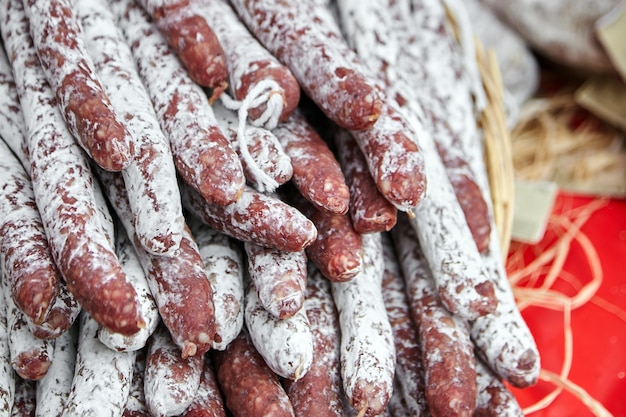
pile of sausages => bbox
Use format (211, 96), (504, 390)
(0, 0), (541, 416)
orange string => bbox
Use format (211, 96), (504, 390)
(506, 199), (612, 416)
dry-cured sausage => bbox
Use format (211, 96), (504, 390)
(283, 264), (344, 417)
(196, 0), (300, 124)
(330, 233), (395, 417)
(77, 0), (185, 255)
(212, 329), (295, 417)
(380, 234), (429, 416)
(122, 349), (150, 417)
(180, 356), (227, 417)
(10, 378), (35, 417)
(34, 326), (77, 417)
(22, 0), (134, 172)
(474, 357), (524, 417)
(391, 215), (477, 417)
(0, 139), (59, 326)
(0, 273), (15, 416)
(229, 0), (384, 131)
(244, 242), (307, 319)
(112, 0), (245, 207)
(60, 312), (135, 417)
(273, 110), (350, 215)
(96, 168), (216, 358)
(135, 0), (228, 98)
(213, 101), (292, 193)
(244, 278), (313, 380)
(182, 184), (317, 253)
(0, 0), (144, 336)
(291, 194), (363, 282)
(143, 325), (203, 417)
(97, 228), (160, 352)
(3, 272), (54, 381)
(188, 216), (244, 351)
(333, 128), (397, 234)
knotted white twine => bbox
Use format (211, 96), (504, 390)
(220, 79), (285, 193)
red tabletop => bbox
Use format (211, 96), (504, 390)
(506, 192), (626, 416)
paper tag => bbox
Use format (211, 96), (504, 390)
(575, 75), (626, 132)
(511, 179), (558, 244)
(596, 1), (626, 80)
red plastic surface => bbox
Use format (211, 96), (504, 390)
(507, 192), (626, 416)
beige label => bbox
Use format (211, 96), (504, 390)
(575, 75), (626, 132)
(596, 1), (626, 80)
(511, 179), (558, 244)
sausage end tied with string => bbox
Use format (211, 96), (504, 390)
(220, 79), (289, 193)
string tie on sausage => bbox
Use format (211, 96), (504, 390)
(219, 79), (284, 128)
(219, 79), (285, 192)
